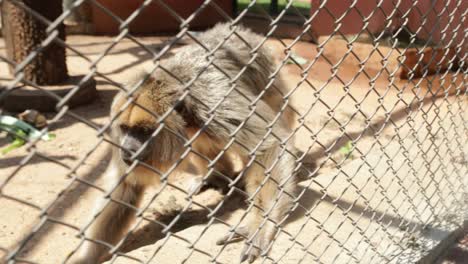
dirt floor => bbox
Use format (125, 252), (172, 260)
(0, 31), (466, 264)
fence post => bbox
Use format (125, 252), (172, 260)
(2, 0), (68, 84)
(0, 0), (96, 112)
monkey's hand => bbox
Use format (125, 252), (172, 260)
(185, 173), (230, 195)
(216, 220), (276, 263)
(67, 246), (105, 264)
(185, 176), (204, 195)
(67, 254), (91, 264)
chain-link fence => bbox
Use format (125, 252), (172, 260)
(0, 0), (466, 263)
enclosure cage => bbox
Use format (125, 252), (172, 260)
(0, 0), (466, 264)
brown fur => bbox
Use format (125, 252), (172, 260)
(69, 23), (305, 264)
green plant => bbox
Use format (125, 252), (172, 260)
(339, 140), (354, 158)
(0, 115), (55, 155)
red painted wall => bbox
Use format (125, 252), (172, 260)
(309, 0), (466, 50)
(91, 0), (233, 34)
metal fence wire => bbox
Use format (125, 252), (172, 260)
(0, 0), (467, 263)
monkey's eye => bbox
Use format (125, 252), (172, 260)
(119, 124), (130, 132)
(135, 126), (154, 136)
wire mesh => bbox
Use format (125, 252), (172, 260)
(0, 0), (466, 264)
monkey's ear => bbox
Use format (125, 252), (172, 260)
(173, 96), (198, 127)
(127, 70), (152, 88)
(173, 97), (190, 118)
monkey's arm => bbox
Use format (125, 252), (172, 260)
(211, 98), (299, 262)
(68, 164), (145, 264)
(217, 142), (298, 263)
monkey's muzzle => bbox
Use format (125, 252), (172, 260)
(120, 133), (152, 166)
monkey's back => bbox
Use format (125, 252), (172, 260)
(166, 23), (277, 93)
(161, 23), (290, 151)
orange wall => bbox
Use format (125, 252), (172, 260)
(91, 0), (233, 34)
(309, 0), (466, 50)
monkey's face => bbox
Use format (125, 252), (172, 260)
(118, 124), (154, 166)
(111, 73), (188, 167)
(112, 90), (159, 166)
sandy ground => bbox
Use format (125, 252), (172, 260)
(0, 32), (466, 264)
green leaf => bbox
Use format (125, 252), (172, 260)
(339, 141), (354, 155)
(0, 115), (54, 141)
(1, 137), (26, 155)
(0, 115), (55, 155)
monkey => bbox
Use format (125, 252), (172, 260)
(69, 23), (305, 264)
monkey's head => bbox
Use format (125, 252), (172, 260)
(111, 72), (188, 167)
